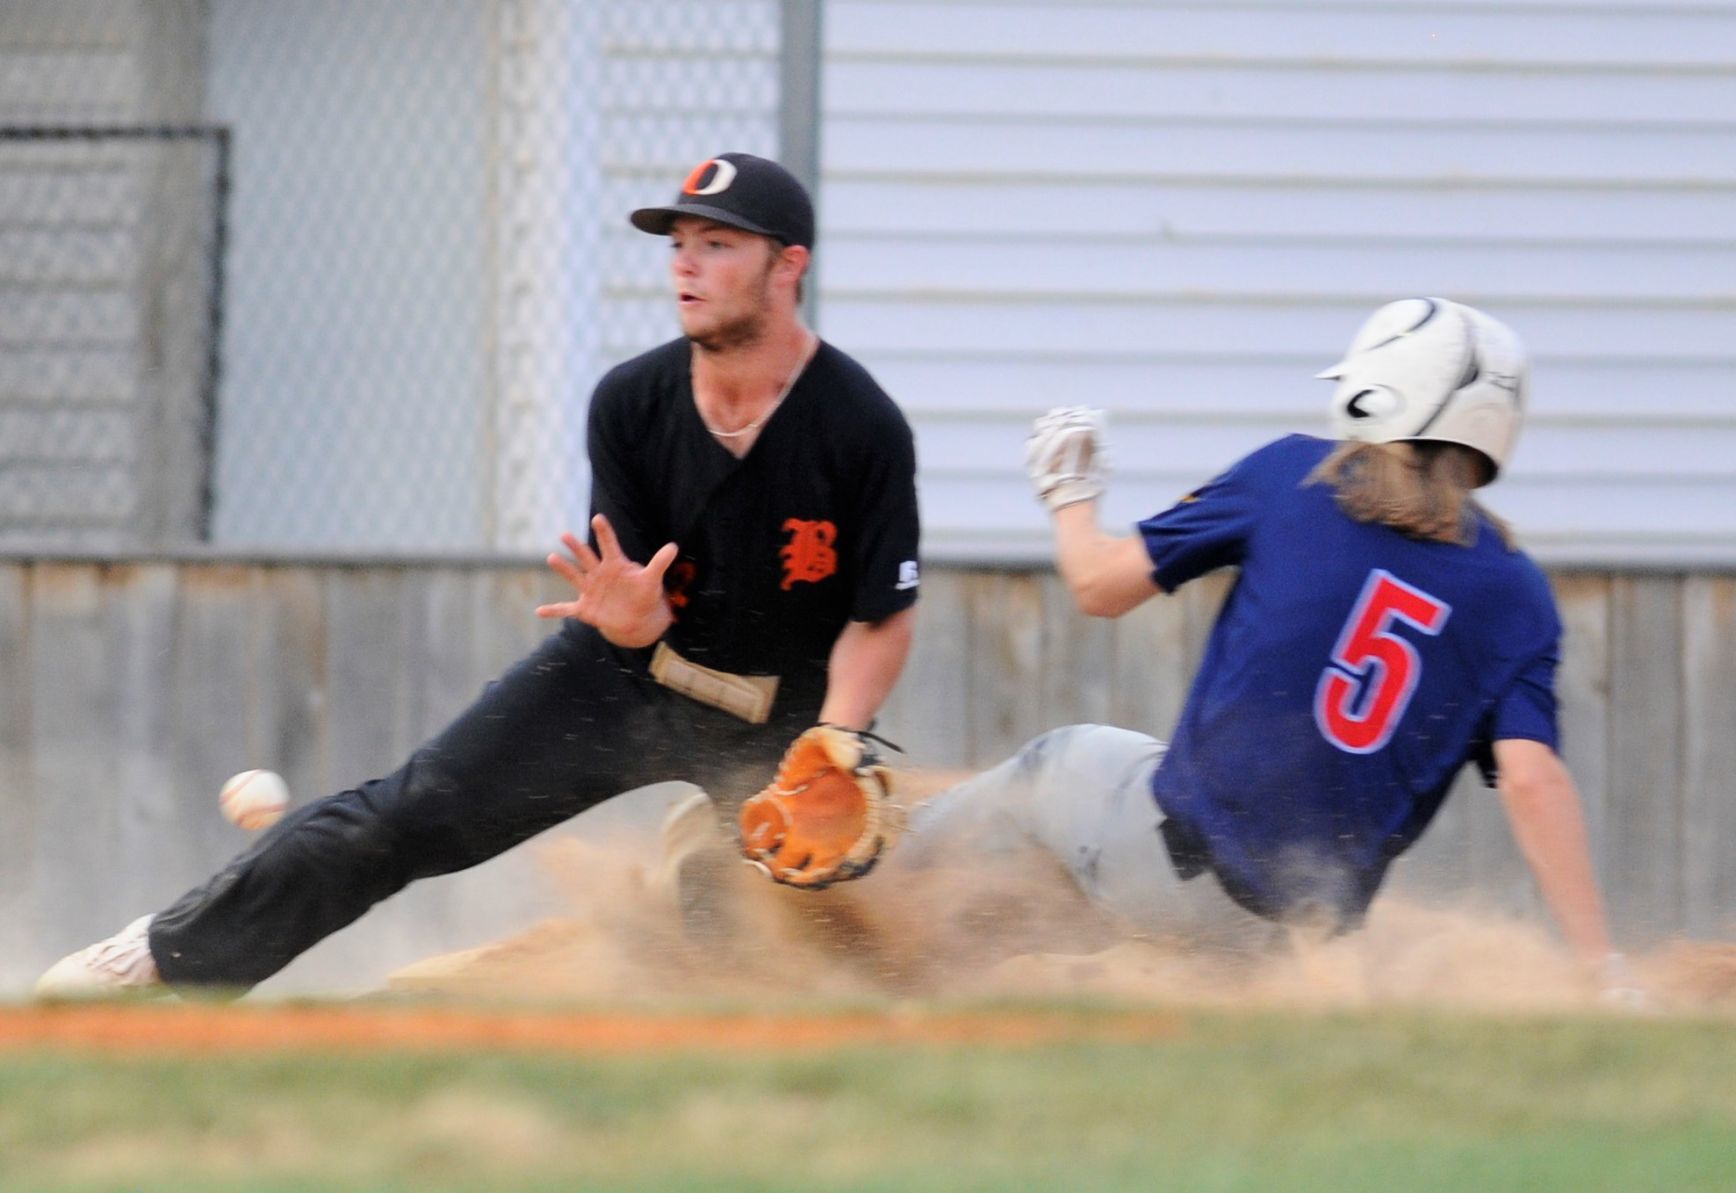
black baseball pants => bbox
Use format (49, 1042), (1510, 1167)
(148, 622), (814, 990)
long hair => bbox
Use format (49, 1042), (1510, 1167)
(1306, 440), (1514, 548)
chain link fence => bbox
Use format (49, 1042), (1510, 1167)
(0, 0), (816, 555)
(0, 122), (224, 549)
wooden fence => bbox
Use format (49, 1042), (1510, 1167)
(1, 558), (1731, 994)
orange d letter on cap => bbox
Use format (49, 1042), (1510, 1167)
(683, 158), (737, 196)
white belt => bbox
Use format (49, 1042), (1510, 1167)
(649, 641), (779, 725)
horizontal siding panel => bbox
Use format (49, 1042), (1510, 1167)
(816, 1), (1734, 566)
(916, 475), (1736, 565)
(0, 464), (133, 522)
(0, 526), (129, 552)
(882, 357), (1325, 417)
(0, 227), (136, 285)
(821, 179), (1736, 244)
(608, 228), (1734, 302)
(0, 164), (136, 225)
(915, 532), (1736, 569)
(915, 418), (1736, 485)
(869, 357), (1736, 421)
(916, 415), (1297, 474)
(0, 143), (151, 174)
(920, 476), (1073, 537)
(829, 3), (1736, 69)
(1191, 0), (1736, 9)
(602, 305), (1736, 389)
(814, 299), (1736, 361)
(602, 175), (690, 215)
(829, 60), (1736, 127)
(600, 57), (779, 112)
(1258, 1), (1736, 8)
(0, 51), (138, 118)
(0, 1), (138, 49)
(0, 347), (135, 401)
(0, 289), (137, 344)
(1498, 482), (1736, 554)
(825, 116), (1735, 187)
(0, 406), (133, 463)
(600, 117), (779, 170)
(1516, 426), (1736, 480)
(599, 1), (779, 54)
(813, 236), (1734, 305)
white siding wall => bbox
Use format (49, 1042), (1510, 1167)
(34, 1), (1726, 563)
(818, 0), (1736, 565)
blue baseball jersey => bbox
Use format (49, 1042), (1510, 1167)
(1140, 434), (1562, 924)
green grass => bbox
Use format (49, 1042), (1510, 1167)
(3, 1004), (1734, 1192)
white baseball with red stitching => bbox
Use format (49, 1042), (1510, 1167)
(219, 769), (290, 832)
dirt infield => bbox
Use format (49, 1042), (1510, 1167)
(372, 827), (1736, 1017)
(0, 1002), (1183, 1056)
(7, 930), (1728, 1058)
(16, 794), (1734, 1046)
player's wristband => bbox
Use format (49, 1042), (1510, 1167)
(1041, 478), (1104, 512)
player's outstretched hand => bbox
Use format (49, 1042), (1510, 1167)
(1026, 406), (1109, 512)
(537, 514), (678, 648)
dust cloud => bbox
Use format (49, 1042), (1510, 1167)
(389, 776), (1736, 1016)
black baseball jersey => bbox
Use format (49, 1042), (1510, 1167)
(586, 338), (921, 706)
(148, 336), (921, 992)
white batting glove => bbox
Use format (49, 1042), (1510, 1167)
(1025, 406), (1109, 512)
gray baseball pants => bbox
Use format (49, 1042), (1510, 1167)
(902, 724), (1268, 950)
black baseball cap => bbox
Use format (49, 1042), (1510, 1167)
(629, 153), (815, 250)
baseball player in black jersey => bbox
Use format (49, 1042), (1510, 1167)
(38, 153), (922, 996)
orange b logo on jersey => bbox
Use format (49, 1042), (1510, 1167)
(780, 519), (838, 590)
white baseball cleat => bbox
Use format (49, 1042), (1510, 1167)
(35, 915), (165, 999)
(650, 789), (726, 896)
(649, 790), (745, 947)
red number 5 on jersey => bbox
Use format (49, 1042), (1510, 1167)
(1314, 569), (1452, 754)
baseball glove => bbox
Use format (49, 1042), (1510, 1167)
(738, 724), (899, 889)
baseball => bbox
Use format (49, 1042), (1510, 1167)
(219, 769), (290, 831)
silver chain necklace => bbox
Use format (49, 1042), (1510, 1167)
(696, 334), (817, 439)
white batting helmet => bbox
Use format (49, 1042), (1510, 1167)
(1317, 297), (1528, 484)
